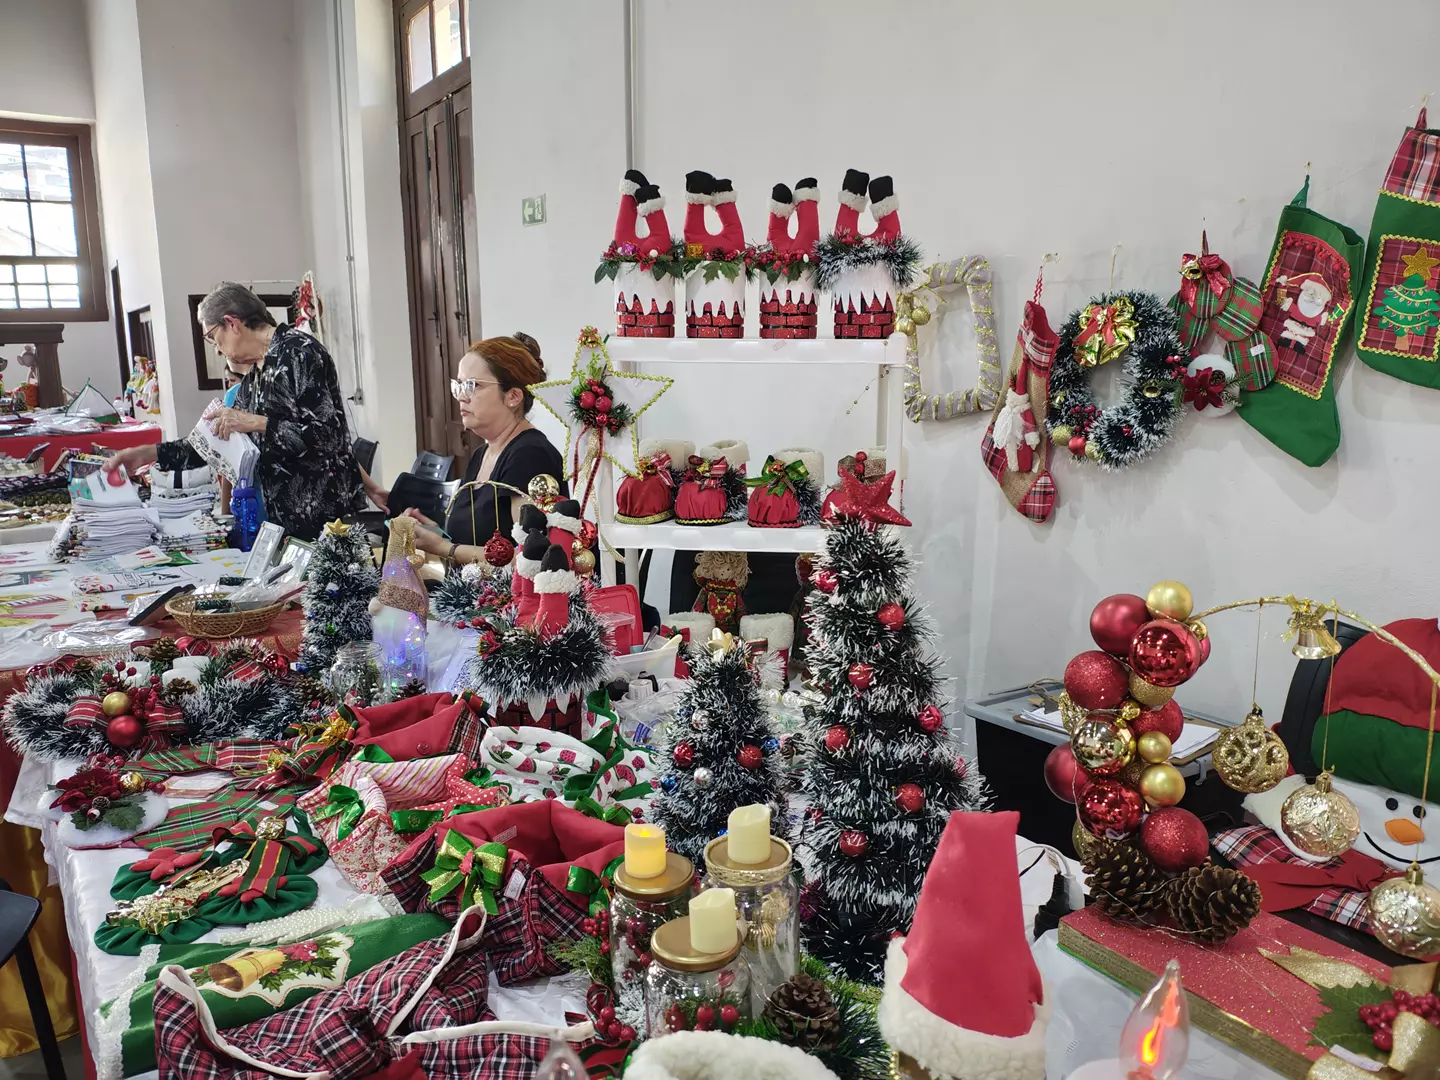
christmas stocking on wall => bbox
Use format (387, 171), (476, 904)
(1355, 107), (1440, 386)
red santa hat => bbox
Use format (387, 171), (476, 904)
(878, 810), (1049, 1080)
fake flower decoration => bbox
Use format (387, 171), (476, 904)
(744, 244), (812, 286)
(1182, 367), (1228, 411)
(51, 766), (126, 812)
(594, 240), (688, 284)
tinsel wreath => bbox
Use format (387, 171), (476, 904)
(1047, 290), (1187, 470)
(457, 590), (614, 711)
(431, 565), (513, 624)
(813, 233), (923, 293)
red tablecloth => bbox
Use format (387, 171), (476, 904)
(0, 423), (162, 470)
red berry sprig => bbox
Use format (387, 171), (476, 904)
(1359, 990), (1440, 1051)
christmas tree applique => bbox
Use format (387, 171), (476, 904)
(1373, 246), (1440, 353)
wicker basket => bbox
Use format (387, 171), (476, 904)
(165, 594), (285, 639)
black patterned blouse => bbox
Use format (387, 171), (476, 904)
(157, 324), (364, 540)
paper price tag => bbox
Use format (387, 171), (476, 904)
(503, 869), (527, 900)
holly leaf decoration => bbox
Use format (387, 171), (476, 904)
(702, 263), (720, 284)
(593, 266), (608, 285)
(719, 262), (740, 282)
(1308, 982), (1391, 1061)
(189, 965), (214, 986)
(651, 265), (666, 281)
(105, 801), (144, 832)
(765, 268), (780, 286)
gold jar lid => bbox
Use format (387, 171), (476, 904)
(649, 915), (741, 972)
(613, 852), (695, 901)
(704, 835), (792, 887)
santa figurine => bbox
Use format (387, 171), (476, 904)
(991, 362), (1040, 475)
(1274, 271), (1337, 356)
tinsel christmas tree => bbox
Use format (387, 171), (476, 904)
(298, 520), (380, 674)
(653, 637), (790, 867)
(798, 472), (989, 982)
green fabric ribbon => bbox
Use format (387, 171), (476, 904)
(573, 794), (632, 826)
(391, 809), (443, 835)
(743, 455), (808, 496)
(566, 855), (624, 916)
(355, 745), (395, 764)
(419, 830), (508, 915)
(463, 766), (494, 787)
(311, 785), (365, 841)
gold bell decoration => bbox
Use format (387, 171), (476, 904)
(1211, 705), (1289, 794)
(1367, 864), (1440, 959)
(1286, 600), (1342, 660)
(1281, 771), (1361, 858)
(1071, 718), (1135, 776)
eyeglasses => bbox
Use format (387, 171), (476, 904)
(203, 324), (224, 346)
(450, 378), (500, 400)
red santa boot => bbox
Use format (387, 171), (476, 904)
(613, 169), (653, 248)
(545, 497), (582, 568)
(867, 175), (900, 243)
(529, 545), (578, 638)
(767, 183), (796, 250)
(684, 170), (716, 248)
(709, 178), (745, 257)
(791, 177), (820, 253)
(834, 168), (870, 238)
(510, 502), (546, 546)
(512, 530), (549, 623)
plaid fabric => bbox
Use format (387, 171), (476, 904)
(63, 696), (104, 730)
(401, 1025), (620, 1080)
(1167, 295), (1207, 354)
(1382, 110), (1440, 205)
(1226, 330), (1278, 391)
(154, 913), (494, 1080)
(1214, 275), (1265, 341)
(1258, 232), (1354, 400)
(1213, 825), (1373, 931)
(134, 789), (301, 852)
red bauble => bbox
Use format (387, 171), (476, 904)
(895, 783), (925, 814)
(1197, 634), (1212, 666)
(737, 744), (763, 770)
(1131, 699), (1184, 743)
(1077, 778), (1145, 837)
(1129, 620), (1201, 688)
(1140, 807), (1210, 872)
(483, 534), (515, 568)
(848, 663), (874, 690)
(917, 705), (944, 733)
(1068, 434), (1088, 456)
(105, 714), (145, 749)
(813, 569), (838, 594)
(877, 602), (906, 631)
(1043, 743), (1092, 804)
(838, 830), (870, 857)
(595, 394), (613, 413)
(673, 742), (694, 768)
(578, 390), (596, 409)
(1063, 650), (1130, 711)
(720, 1004), (740, 1029)
(824, 725), (851, 752)
(1089, 593), (1151, 657)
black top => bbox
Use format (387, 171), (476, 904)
(157, 324), (365, 541)
(444, 428), (566, 546)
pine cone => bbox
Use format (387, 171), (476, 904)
(1170, 862), (1262, 944)
(291, 674), (335, 710)
(762, 972), (841, 1051)
(144, 637), (181, 667)
(1084, 843), (1166, 924)
(397, 677), (427, 700)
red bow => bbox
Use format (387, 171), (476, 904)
(1245, 849), (1399, 912)
(640, 452), (674, 487)
(1178, 251), (1231, 312)
(685, 455), (728, 489)
(1182, 367), (1225, 410)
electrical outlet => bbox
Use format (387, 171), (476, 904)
(521, 195), (547, 226)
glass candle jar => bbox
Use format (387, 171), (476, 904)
(609, 852), (694, 1033)
(703, 834), (798, 1014)
(645, 915), (751, 1037)
(326, 641), (383, 703)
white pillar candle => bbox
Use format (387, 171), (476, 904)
(689, 887), (737, 953)
(624, 823), (667, 878)
(727, 803), (771, 865)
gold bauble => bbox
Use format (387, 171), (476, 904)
(894, 315), (916, 337)
(1071, 719), (1135, 775)
(1056, 690), (1087, 733)
(573, 548), (596, 576)
(1212, 705), (1289, 794)
(102, 691), (132, 718)
(1050, 425), (1073, 446)
(527, 474), (561, 506)
(896, 292), (914, 315)
(1142, 380), (1163, 399)
(1368, 865), (1440, 959)
(1137, 731), (1173, 764)
(1281, 772), (1360, 857)
(1138, 763), (1186, 807)
(119, 771), (146, 794)
(910, 305), (932, 326)
(1186, 617), (1208, 642)
(1072, 819), (1109, 864)
(1118, 699), (1142, 724)
(1084, 440), (1102, 462)
(1128, 672), (1175, 708)
(1145, 580), (1194, 621)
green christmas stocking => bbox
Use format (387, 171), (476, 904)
(1239, 178), (1364, 467)
(1355, 106), (1440, 386)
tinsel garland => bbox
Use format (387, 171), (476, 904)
(431, 566), (514, 623)
(814, 233), (922, 293)
(721, 467), (749, 522)
(795, 475), (823, 527)
(458, 591), (613, 711)
(1047, 290), (1187, 471)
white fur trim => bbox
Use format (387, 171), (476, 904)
(703, 438), (749, 465)
(879, 938), (1049, 1080)
(55, 792), (169, 848)
(533, 568), (581, 595)
(686, 190), (714, 205)
(640, 437), (695, 464)
(773, 446), (823, 484)
(513, 554), (542, 578)
(711, 188), (737, 206)
(636, 194), (666, 217)
(769, 198), (796, 218)
(546, 512), (582, 535)
(837, 188), (868, 212)
(626, 1030), (840, 1080)
(619, 178), (640, 198)
(869, 193), (900, 219)
(993, 389), (1028, 471)
(739, 612), (794, 652)
(793, 185), (819, 203)
(664, 611), (716, 638)
(511, 521), (527, 545)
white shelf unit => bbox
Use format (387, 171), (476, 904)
(592, 335), (910, 590)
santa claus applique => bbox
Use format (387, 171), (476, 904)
(991, 342), (1042, 474)
(1275, 271), (1338, 355)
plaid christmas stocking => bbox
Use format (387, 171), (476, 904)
(1239, 178), (1364, 467)
(980, 270), (1059, 523)
(1355, 106), (1440, 386)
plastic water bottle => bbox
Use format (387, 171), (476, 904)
(231, 478), (261, 551)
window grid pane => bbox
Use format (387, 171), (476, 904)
(434, 0), (462, 75)
(0, 144), (24, 199)
(0, 285), (15, 307)
(15, 264), (44, 283)
(23, 146), (70, 202)
(0, 202), (32, 256)
(29, 202), (76, 257)
(408, 9), (433, 91)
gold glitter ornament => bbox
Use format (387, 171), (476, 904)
(1050, 425), (1073, 446)
(1056, 690), (1087, 733)
(1071, 718), (1135, 776)
(1084, 440), (1102, 462)
(910, 304), (931, 326)
(1281, 771), (1360, 857)
(1212, 705), (1289, 794)
(894, 315), (916, 337)
(1128, 672), (1175, 708)
(572, 547), (596, 576)
(1072, 819), (1110, 864)
(1368, 864), (1440, 959)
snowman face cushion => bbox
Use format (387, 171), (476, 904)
(1248, 774), (1440, 869)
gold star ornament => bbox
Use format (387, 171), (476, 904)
(1402, 246), (1440, 281)
(323, 519), (353, 537)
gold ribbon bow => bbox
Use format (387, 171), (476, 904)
(419, 830), (508, 915)
(1073, 297), (1138, 368)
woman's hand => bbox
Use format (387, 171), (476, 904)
(103, 444), (158, 479)
(410, 526), (447, 555)
(402, 508), (438, 528)
(208, 408), (267, 440)
(359, 466), (388, 512)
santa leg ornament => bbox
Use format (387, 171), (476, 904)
(530, 545), (579, 638)
(512, 530), (549, 623)
(612, 171), (676, 338)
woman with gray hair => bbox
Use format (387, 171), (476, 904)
(106, 282), (365, 541)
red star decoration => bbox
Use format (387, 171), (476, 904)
(827, 468), (911, 528)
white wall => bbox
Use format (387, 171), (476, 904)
(0, 0), (120, 397)
(468, 0), (1440, 746)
